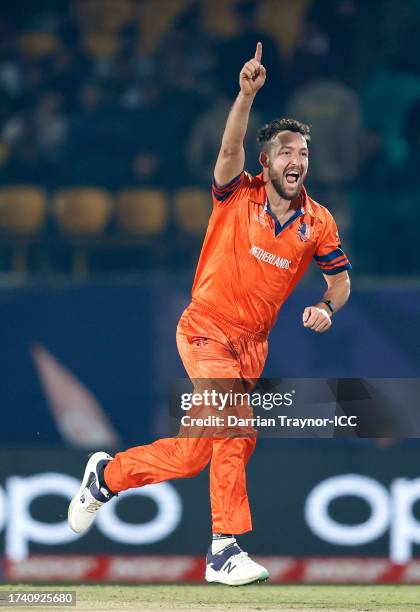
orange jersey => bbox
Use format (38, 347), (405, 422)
(191, 171), (351, 335)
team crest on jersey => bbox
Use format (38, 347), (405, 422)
(298, 222), (310, 242)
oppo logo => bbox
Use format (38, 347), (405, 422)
(0, 473), (182, 561)
(305, 474), (420, 563)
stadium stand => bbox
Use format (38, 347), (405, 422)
(0, 186), (46, 273)
(0, 0), (418, 276)
(53, 187), (112, 276)
(115, 188), (168, 237)
(173, 188), (212, 236)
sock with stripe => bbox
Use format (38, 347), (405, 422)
(211, 533), (236, 554)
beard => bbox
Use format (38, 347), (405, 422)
(270, 170), (302, 201)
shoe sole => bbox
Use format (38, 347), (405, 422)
(68, 451), (112, 534)
(205, 568), (269, 586)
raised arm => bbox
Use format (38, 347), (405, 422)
(214, 42), (266, 187)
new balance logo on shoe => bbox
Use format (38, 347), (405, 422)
(223, 561), (237, 574)
(205, 542), (269, 586)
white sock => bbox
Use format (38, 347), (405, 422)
(211, 535), (236, 554)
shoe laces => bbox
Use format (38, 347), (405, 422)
(232, 550), (251, 566)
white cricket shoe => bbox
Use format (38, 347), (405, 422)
(205, 542), (269, 586)
(68, 451), (114, 534)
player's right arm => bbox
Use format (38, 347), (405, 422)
(213, 42), (266, 187)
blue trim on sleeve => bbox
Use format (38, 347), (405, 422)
(322, 263), (352, 275)
(316, 256), (348, 269)
(212, 190), (231, 202)
(212, 172), (243, 192)
(314, 248), (345, 263)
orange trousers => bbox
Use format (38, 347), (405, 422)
(104, 302), (268, 534)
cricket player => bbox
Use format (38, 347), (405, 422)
(68, 43), (351, 586)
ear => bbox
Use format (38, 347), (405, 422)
(259, 151), (269, 168)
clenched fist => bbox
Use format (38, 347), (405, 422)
(302, 306), (332, 333)
(239, 42), (266, 97)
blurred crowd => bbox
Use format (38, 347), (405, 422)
(0, 0), (420, 276)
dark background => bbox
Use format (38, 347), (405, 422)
(0, 0), (419, 570)
(0, 0), (419, 275)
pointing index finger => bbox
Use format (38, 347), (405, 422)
(254, 41), (262, 63)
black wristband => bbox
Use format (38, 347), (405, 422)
(322, 299), (335, 314)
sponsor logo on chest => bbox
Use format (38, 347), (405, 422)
(250, 245), (291, 269)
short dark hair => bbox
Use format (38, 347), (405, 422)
(257, 118), (311, 150)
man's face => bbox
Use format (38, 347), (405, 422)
(264, 131), (309, 200)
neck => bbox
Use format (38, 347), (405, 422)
(265, 182), (301, 216)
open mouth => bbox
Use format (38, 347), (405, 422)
(285, 171), (300, 185)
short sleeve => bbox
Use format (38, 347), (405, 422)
(314, 211), (352, 275)
(211, 172), (244, 207)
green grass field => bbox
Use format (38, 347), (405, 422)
(1, 585), (420, 611)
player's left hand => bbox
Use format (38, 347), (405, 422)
(302, 305), (332, 333)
